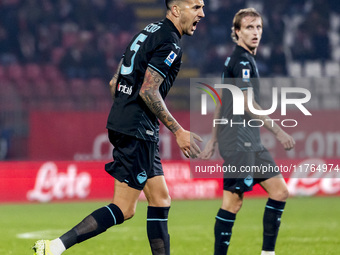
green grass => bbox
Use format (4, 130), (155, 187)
(1, 197), (339, 254)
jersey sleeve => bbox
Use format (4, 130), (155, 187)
(148, 43), (182, 78)
(231, 57), (254, 90)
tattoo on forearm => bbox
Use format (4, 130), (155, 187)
(148, 68), (162, 84)
(140, 67), (181, 134)
(152, 101), (164, 115)
(149, 100), (179, 133)
(168, 123), (180, 133)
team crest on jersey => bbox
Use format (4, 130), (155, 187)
(164, 51), (177, 67)
(242, 69), (250, 82)
(137, 171), (147, 184)
(240, 61), (249, 66)
(244, 175), (253, 187)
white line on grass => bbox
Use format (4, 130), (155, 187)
(16, 229), (66, 239)
(283, 236), (340, 243)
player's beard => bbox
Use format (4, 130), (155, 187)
(180, 16), (196, 36)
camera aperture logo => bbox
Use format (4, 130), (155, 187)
(196, 82), (222, 115)
(197, 83), (312, 128)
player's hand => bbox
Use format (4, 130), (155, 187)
(199, 138), (217, 160)
(174, 129), (202, 158)
(276, 129), (295, 150)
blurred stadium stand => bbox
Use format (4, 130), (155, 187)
(0, 0), (339, 160)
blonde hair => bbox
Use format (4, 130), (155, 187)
(231, 8), (263, 43)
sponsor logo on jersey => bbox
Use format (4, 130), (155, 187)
(117, 83), (132, 95)
(146, 130), (154, 136)
(164, 51), (177, 67)
(242, 69), (250, 82)
(244, 142), (251, 147)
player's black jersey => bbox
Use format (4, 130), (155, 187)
(218, 45), (264, 152)
(107, 18), (182, 142)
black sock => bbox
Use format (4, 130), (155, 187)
(147, 206), (170, 255)
(262, 198), (286, 251)
(214, 209), (236, 255)
(60, 204), (124, 249)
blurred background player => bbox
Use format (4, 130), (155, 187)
(33, 0), (204, 254)
(200, 8), (295, 255)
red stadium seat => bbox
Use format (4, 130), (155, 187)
(88, 78), (108, 98)
(0, 65), (7, 81)
(288, 62), (302, 77)
(33, 78), (51, 99)
(95, 98), (112, 111)
(13, 78), (32, 99)
(324, 61), (340, 77)
(50, 78), (69, 98)
(58, 100), (76, 111)
(69, 78), (94, 110)
(38, 100), (58, 111)
(51, 47), (66, 65)
(0, 66), (10, 88)
(7, 64), (24, 82)
(43, 64), (63, 81)
(304, 61), (322, 77)
(0, 82), (16, 111)
(69, 78), (87, 98)
(25, 63), (42, 82)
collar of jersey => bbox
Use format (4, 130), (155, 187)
(164, 18), (182, 39)
(235, 45), (255, 57)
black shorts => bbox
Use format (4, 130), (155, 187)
(105, 130), (163, 190)
(221, 149), (280, 193)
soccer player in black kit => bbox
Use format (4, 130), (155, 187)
(200, 8), (295, 255)
(33, 1), (205, 255)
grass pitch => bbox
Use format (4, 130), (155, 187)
(1, 197), (339, 254)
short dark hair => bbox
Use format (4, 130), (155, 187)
(165, 0), (179, 10)
(231, 8), (263, 43)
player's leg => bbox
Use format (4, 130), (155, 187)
(214, 189), (243, 255)
(256, 149), (288, 255)
(38, 179), (141, 255)
(259, 176), (288, 255)
(214, 151), (254, 255)
(33, 131), (144, 255)
(144, 175), (171, 255)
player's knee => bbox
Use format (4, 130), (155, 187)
(281, 188), (289, 200)
(148, 193), (171, 207)
(232, 199), (243, 213)
(145, 185), (171, 207)
(163, 194), (171, 207)
(156, 194), (171, 208)
(271, 187), (289, 201)
(222, 199), (243, 214)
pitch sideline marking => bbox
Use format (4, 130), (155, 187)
(16, 229), (65, 239)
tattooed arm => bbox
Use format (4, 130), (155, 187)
(109, 59), (123, 100)
(139, 67), (202, 158)
(140, 67), (181, 134)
